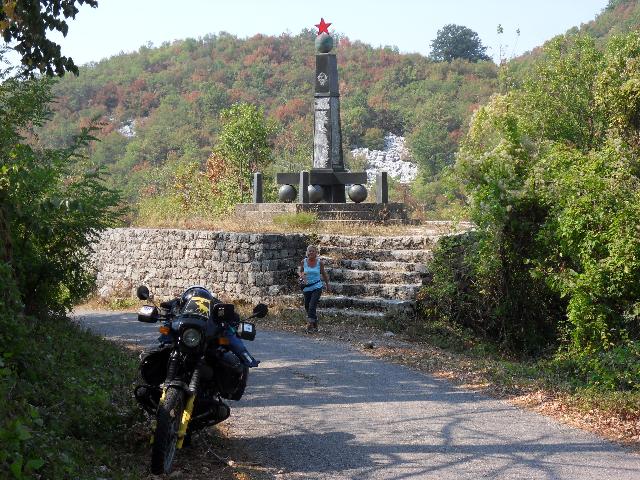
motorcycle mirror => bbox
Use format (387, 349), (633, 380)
(252, 303), (268, 318)
(136, 285), (150, 300)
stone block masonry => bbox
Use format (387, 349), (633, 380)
(92, 228), (308, 302)
(92, 224), (465, 312)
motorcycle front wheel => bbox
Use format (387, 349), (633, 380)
(150, 387), (185, 474)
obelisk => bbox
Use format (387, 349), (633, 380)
(276, 18), (368, 204)
(313, 18), (344, 176)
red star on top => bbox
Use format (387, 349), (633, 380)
(315, 18), (332, 35)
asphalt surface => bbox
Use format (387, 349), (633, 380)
(74, 310), (640, 479)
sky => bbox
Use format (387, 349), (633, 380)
(46, 0), (609, 65)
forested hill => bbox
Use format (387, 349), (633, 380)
(515, 0), (640, 62)
(579, 0), (640, 39)
(42, 30), (497, 201)
(40, 0), (640, 206)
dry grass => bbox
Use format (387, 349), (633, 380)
(130, 213), (471, 238)
(79, 294), (138, 312)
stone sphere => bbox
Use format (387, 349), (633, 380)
(278, 184), (297, 203)
(308, 184), (324, 203)
(348, 184), (368, 203)
(315, 33), (333, 53)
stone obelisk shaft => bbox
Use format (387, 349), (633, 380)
(313, 53), (344, 172)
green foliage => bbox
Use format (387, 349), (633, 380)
(271, 117), (312, 174)
(551, 342), (640, 391)
(215, 102), (275, 202)
(0, 0), (98, 76)
(0, 313), (144, 479)
(583, 0), (640, 40)
(0, 74), (124, 315)
(361, 127), (385, 150)
(533, 142), (640, 353)
(409, 121), (455, 181)
(0, 262), (143, 478)
(135, 156), (241, 224)
(429, 24), (492, 63)
(419, 232), (560, 355)
(134, 102), (276, 222)
(435, 31), (640, 370)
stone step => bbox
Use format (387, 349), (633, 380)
(320, 246), (432, 263)
(284, 306), (388, 321)
(317, 234), (439, 250)
(310, 219), (419, 225)
(317, 307), (387, 319)
(308, 210), (408, 221)
(321, 257), (429, 273)
(329, 268), (423, 284)
(280, 294), (415, 313)
(329, 282), (421, 300)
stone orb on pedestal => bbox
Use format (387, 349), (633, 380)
(315, 33), (334, 53)
(308, 184), (324, 203)
(278, 184), (297, 203)
(348, 184), (368, 203)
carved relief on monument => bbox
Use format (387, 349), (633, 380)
(317, 72), (328, 86)
(330, 97), (343, 169)
(314, 98), (331, 169)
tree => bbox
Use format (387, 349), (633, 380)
(453, 33), (640, 359)
(215, 102), (275, 201)
(0, 74), (124, 314)
(0, 0), (98, 76)
(429, 24), (491, 63)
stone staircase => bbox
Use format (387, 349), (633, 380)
(281, 230), (448, 321)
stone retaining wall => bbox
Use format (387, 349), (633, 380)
(93, 228), (308, 302)
(92, 225), (462, 305)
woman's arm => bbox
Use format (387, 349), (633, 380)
(320, 261), (331, 293)
(298, 259), (305, 279)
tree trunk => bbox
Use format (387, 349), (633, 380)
(0, 199), (13, 265)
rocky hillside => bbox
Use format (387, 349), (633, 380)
(351, 133), (417, 184)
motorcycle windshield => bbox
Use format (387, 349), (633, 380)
(180, 295), (212, 319)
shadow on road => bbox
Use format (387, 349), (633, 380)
(229, 331), (640, 479)
(75, 313), (640, 479)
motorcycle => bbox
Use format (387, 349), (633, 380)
(133, 284), (267, 475)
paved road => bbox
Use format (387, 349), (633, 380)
(74, 310), (640, 479)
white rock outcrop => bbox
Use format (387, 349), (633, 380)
(117, 120), (136, 138)
(351, 133), (418, 184)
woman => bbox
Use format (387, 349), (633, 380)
(298, 244), (330, 332)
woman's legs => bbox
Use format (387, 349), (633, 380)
(306, 288), (322, 330)
(303, 290), (312, 316)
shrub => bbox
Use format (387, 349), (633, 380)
(361, 127), (385, 150)
(419, 231), (562, 355)
(0, 76), (124, 316)
(447, 32), (640, 363)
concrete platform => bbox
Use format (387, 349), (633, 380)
(235, 202), (412, 223)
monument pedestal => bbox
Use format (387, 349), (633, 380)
(235, 202), (412, 224)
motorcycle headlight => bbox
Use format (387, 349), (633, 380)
(181, 328), (202, 348)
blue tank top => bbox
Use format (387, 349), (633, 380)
(303, 258), (323, 292)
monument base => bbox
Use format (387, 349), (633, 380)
(235, 202), (413, 224)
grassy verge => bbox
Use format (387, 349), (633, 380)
(1, 314), (148, 479)
(263, 305), (640, 448)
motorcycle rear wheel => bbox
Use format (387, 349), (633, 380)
(150, 387), (185, 474)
